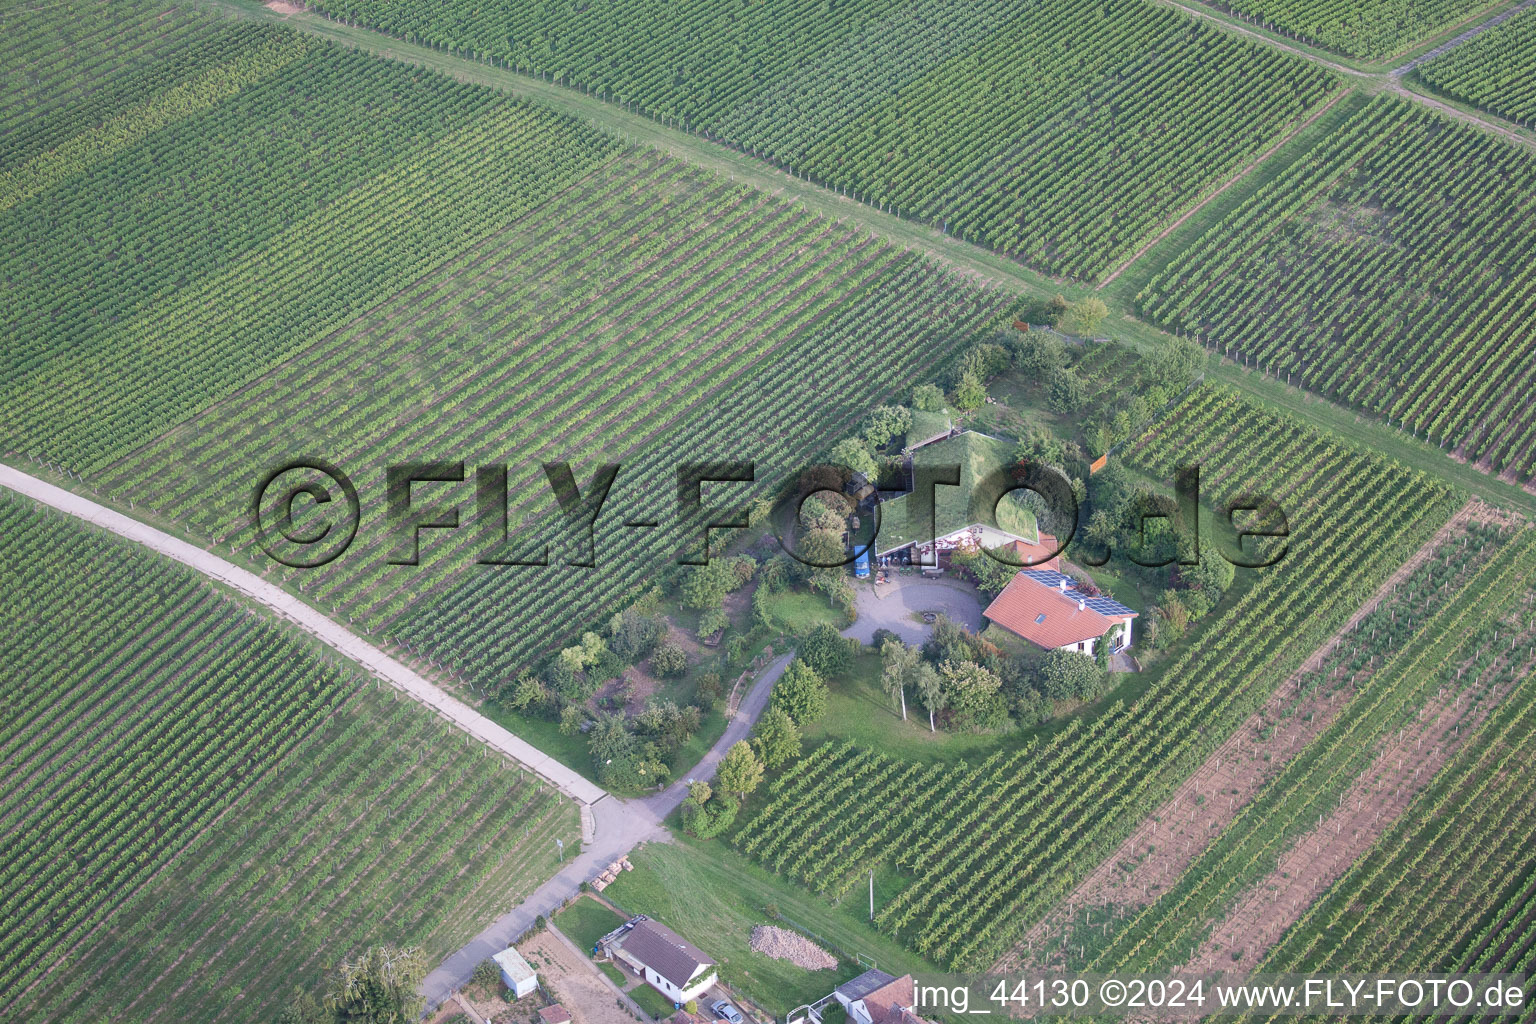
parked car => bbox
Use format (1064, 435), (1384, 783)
(711, 1001), (744, 1024)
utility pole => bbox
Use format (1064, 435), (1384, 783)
(869, 869), (875, 921)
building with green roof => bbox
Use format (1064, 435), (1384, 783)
(874, 430), (1037, 560)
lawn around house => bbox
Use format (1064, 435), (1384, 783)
(599, 838), (939, 1014)
(802, 650), (1016, 762)
(553, 894), (627, 956)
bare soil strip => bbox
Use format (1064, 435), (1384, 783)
(1184, 674), (1520, 972)
(995, 500), (1490, 972)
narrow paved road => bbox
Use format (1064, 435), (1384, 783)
(423, 653), (794, 1007)
(0, 463), (605, 803)
(0, 462), (799, 1009)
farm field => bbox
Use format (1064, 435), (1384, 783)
(0, 1), (620, 470)
(0, 493), (578, 1024)
(1257, 624), (1536, 988)
(1415, 5), (1536, 126)
(1138, 97), (1536, 483)
(1087, 525), (1536, 972)
(1003, 506), (1518, 968)
(296, 0), (1340, 280)
(732, 383), (1460, 970)
(1199, 0), (1499, 58)
(8, 0), (1536, 1017)
(96, 145), (1014, 699)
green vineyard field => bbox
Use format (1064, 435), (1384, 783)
(1090, 525), (1536, 971)
(100, 144), (1015, 700)
(1416, 5), (1536, 127)
(1253, 571), (1536, 1022)
(0, 493), (578, 1023)
(1199, 0), (1495, 59)
(298, 0), (1338, 280)
(732, 383), (1460, 969)
(1138, 97), (1536, 481)
(0, 3), (620, 469)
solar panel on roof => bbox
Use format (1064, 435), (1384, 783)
(1086, 597), (1136, 616)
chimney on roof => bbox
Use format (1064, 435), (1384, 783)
(1078, 598), (1085, 611)
(1059, 579), (1068, 592)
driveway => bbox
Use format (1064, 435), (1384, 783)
(844, 576), (985, 646)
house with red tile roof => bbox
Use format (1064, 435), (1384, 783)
(1001, 531), (1061, 572)
(983, 568), (1136, 657)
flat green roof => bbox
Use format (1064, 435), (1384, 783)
(876, 431), (1037, 553)
(906, 408), (954, 450)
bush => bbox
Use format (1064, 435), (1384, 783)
(697, 606), (729, 637)
(798, 622), (854, 677)
(912, 382), (945, 411)
(770, 659), (829, 725)
(1038, 649), (1106, 701)
(650, 638), (687, 677)
(608, 608), (664, 663)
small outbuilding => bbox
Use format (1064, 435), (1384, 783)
(492, 946), (538, 999)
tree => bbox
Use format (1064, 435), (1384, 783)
(1038, 649), (1106, 701)
(277, 988), (328, 1024)
(680, 559), (735, 609)
(681, 781), (737, 839)
(1060, 297), (1109, 336)
(861, 405), (912, 448)
(635, 698), (700, 753)
(771, 658), (829, 725)
(559, 705), (588, 736)
(951, 547), (1017, 596)
(829, 437), (877, 479)
(504, 671), (552, 714)
(880, 638), (918, 720)
(697, 606), (729, 637)
(1046, 293), (1071, 323)
(751, 706), (802, 768)
(912, 382), (945, 411)
(649, 637), (687, 677)
(1046, 366), (1088, 413)
(325, 946), (426, 1024)
(798, 493), (849, 534)
(588, 712), (667, 790)
(799, 621), (853, 677)
(607, 608), (664, 662)
(939, 659), (1010, 732)
(715, 741), (764, 801)
(952, 370), (986, 411)
(1182, 554), (1235, 596)
(912, 661), (946, 731)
